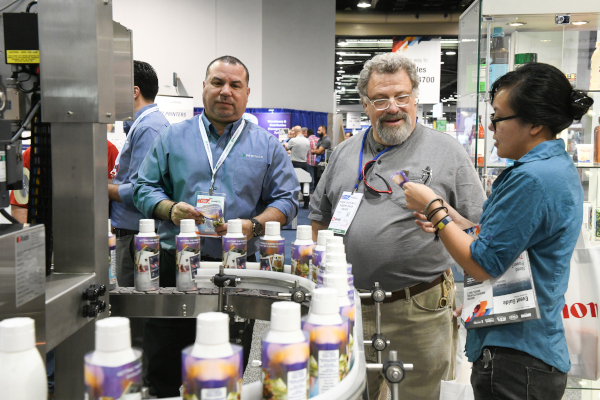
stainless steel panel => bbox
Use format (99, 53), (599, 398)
(45, 272), (97, 351)
(110, 293), (219, 318)
(38, 0), (115, 123)
(113, 21), (133, 121)
(51, 123), (109, 281)
(54, 320), (94, 398)
(0, 225), (46, 357)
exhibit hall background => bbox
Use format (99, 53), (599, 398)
(113, 0), (336, 113)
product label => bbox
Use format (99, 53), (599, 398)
(262, 334), (310, 400)
(134, 236), (160, 291)
(15, 227), (45, 308)
(489, 63), (509, 88)
(313, 249), (325, 285)
(222, 237), (247, 269)
(292, 243), (314, 278)
(340, 304), (355, 370)
(302, 321), (349, 397)
(84, 350), (142, 400)
(176, 236), (201, 291)
(181, 345), (243, 400)
(260, 239), (285, 272)
(196, 192), (226, 237)
(348, 275), (354, 303)
(109, 234), (117, 287)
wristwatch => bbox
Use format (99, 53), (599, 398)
(250, 218), (263, 237)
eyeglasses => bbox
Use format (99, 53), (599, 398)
(364, 90), (414, 111)
(362, 159), (392, 195)
(490, 114), (519, 130)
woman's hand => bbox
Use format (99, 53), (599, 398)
(413, 211), (435, 234)
(403, 182), (439, 212)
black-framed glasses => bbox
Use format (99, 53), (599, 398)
(490, 114), (519, 130)
(362, 159), (392, 195)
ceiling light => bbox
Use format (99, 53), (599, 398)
(446, 51), (457, 55)
(508, 22), (526, 27)
(337, 70), (345, 74)
(541, 39), (551, 42)
(357, 1), (371, 8)
(572, 21), (589, 25)
(338, 41), (349, 46)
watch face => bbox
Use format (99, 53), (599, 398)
(253, 220), (263, 236)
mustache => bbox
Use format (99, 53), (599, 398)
(379, 112), (408, 122)
(215, 98), (233, 105)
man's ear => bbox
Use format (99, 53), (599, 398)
(529, 124), (544, 137)
(133, 86), (140, 100)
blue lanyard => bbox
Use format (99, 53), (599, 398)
(355, 127), (396, 191)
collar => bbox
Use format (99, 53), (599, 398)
(514, 139), (566, 166)
(201, 112), (244, 140)
(134, 103), (157, 120)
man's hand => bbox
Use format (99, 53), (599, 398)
(215, 219), (254, 241)
(170, 202), (202, 226)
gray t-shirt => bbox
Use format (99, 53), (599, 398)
(287, 135), (310, 163)
(316, 136), (331, 151)
(309, 123), (485, 290)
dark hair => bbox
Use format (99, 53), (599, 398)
(319, 125), (327, 133)
(490, 63), (593, 135)
(133, 60), (159, 102)
(205, 55), (250, 85)
(307, 128), (314, 136)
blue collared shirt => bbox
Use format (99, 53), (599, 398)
(110, 104), (170, 230)
(133, 113), (300, 257)
(467, 139), (583, 372)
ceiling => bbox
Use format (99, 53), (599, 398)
(336, 0), (474, 14)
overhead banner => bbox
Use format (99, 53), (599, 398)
(392, 37), (441, 104)
(155, 95), (194, 124)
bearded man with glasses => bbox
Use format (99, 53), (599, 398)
(309, 52), (485, 400)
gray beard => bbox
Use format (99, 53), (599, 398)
(375, 112), (412, 145)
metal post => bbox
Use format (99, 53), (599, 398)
(374, 282), (382, 364)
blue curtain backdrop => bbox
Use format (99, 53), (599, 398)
(194, 107), (328, 135)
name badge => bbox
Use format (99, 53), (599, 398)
(328, 192), (363, 235)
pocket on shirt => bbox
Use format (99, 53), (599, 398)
(233, 157), (268, 198)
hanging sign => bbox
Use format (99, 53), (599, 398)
(392, 37), (441, 104)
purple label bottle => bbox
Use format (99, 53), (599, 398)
(222, 219), (247, 269)
(262, 338), (310, 400)
(134, 237), (160, 292)
(84, 354), (142, 398)
(176, 235), (200, 292)
(260, 239), (285, 272)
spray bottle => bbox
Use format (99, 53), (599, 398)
(182, 312), (243, 399)
(0, 317), (47, 400)
(85, 317), (142, 398)
(302, 288), (349, 397)
(222, 219), (247, 269)
(134, 219), (160, 291)
(176, 219), (200, 291)
(325, 249), (355, 304)
(262, 302), (310, 400)
(317, 236), (344, 288)
(324, 273), (355, 370)
(260, 221), (285, 272)
(312, 230), (334, 284)
(292, 225), (315, 278)
(108, 220), (117, 290)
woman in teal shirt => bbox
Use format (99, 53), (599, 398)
(404, 63), (593, 399)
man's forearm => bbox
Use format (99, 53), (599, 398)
(311, 220), (329, 242)
(153, 199), (177, 221)
(108, 184), (122, 202)
(255, 207), (287, 229)
(311, 147), (325, 155)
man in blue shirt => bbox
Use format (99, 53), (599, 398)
(134, 55), (299, 397)
(109, 61), (169, 287)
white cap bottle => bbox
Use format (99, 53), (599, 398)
(313, 230), (334, 285)
(109, 219), (117, 290)
(225, 219), (245, 238)
(305, 287), (342, 325)
(223, 219), (247, 269)
(176, 219), (200, 292)
(323, 273), (352, 309)
(0, 318), (47, 400)
(134, 219), (160, 291)
(138, 219), (156, 235)
(260, 222), (286, 272)
(291, 225), (315, 278)
(89, 317), (138, 366)
(190, 312), (234, 358)
(264, 221), (282, 238)
(264, 302), (306, 343)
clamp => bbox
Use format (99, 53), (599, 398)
(82, 284), (107, 318)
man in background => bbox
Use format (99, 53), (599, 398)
(285, 125), (311, 208)
(310, 125), (331, 188)
(306, 128), (318, 192)
(108, 60), (169, 287)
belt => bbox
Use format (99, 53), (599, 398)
(113, 228), (139, 238)
(361, 275), (444, 305)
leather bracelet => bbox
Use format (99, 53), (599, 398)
(424, 198), (443, 216)
(168, 202), (179, 222)
(427, 206), (448, 222)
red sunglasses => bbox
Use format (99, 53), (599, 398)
(362, 159), (392, 194)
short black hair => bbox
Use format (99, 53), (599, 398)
(134, 60), (159, 102)
(490, 63), (593, 135)
(205, 55), (250, 85)
(307, 128), (314, 136)
(319, 125), (327, 133)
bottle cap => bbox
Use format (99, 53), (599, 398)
(270, 302), (301, 332)
(323, 273), (349, 298)
(311, 288), (340, 315)
(492, 26), (504, 37)
(296, 225), (312, 241)
(139, 219), (155, 234)
(108, 219), (112, 235)
(228, 219), (243, 234)
(326, 236), (343, 248)
(180, 219), (196, 234)
(327, 243), (345, 255)
(326, 251), (347, 265)
(317, 230), (334, 246)
(196, 312), (229, 345)
(95, 317), (132, 352)
(265, 221), (280, 236)
(0, 317), (35, 352)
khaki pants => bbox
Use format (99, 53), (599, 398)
(362, 272), (457, 400)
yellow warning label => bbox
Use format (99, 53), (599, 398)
(7, 50), (39, 64)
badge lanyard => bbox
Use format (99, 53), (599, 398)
(198, 115), (246, 195)
(111, 106), (161, 176)
(354, 127), (396, 193)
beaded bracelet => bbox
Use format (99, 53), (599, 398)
(424, 198), (443, 216)
(168, 202), (179, 222)
(427, 206), (448, 222)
